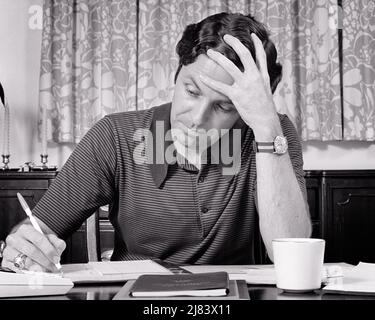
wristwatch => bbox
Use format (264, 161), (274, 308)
(253, 135), (288, 155)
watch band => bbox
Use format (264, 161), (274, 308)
(253, 136), (288, 154)
(253, 141), (274, 153)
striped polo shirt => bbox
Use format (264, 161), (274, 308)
(33, 102), (306, 265)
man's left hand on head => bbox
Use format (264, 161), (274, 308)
(199, 33), (281, 141)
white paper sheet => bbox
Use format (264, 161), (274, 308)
(181, 264), (276, 284)
(182, 263), (354, 285)
(61, 260), (173, 283)
(323, 262), (375, 294)
(0, 271), (73, 298)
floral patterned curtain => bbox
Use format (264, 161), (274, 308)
(39, 0), (375, 143)
(258, 0), (343, 140)
(39, 0), (138, 143)
(342, 0), (375, 140)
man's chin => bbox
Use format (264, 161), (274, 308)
(174, 137), (197, 149)
(171, 128), (220, 152)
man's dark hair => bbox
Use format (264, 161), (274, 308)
(175, 12), (282, 93)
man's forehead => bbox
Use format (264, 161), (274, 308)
(185, 54), (234, 86)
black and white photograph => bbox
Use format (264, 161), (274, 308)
(0, 0), (374, 315)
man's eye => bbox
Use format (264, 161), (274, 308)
(186, 88), (199, 97)
(213, 103), (234, 113)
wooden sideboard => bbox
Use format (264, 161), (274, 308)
(1, 170), (375, 264)
(0, 171), (57, 241)
(320, 171), (375, 264)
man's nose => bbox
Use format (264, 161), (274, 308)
(190, 100), (210, 128)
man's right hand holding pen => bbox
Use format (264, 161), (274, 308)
(1, 219), (66, 273)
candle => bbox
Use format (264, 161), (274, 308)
(41, 105), (47, 155)
(2, 99), (9, 155)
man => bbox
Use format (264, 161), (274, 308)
(1, 12), (311, 272)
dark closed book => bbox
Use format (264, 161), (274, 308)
(130, 272), (230, 297)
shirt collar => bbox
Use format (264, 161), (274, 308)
(148, 103), (173, 188)
(148, 102), (251, 188)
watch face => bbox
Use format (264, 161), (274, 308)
(274, 136), (288, 154)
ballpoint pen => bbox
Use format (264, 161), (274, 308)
(16, 192), (63, 274)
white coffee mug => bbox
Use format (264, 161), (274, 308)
(272, 238), (325, 292)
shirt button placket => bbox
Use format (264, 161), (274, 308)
(201, 207), (209, 214)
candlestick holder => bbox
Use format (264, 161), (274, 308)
(40, 153), (48, 170)
(1, 154), (10, 170)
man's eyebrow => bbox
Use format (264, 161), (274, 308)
(185, 76), (202, 92)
